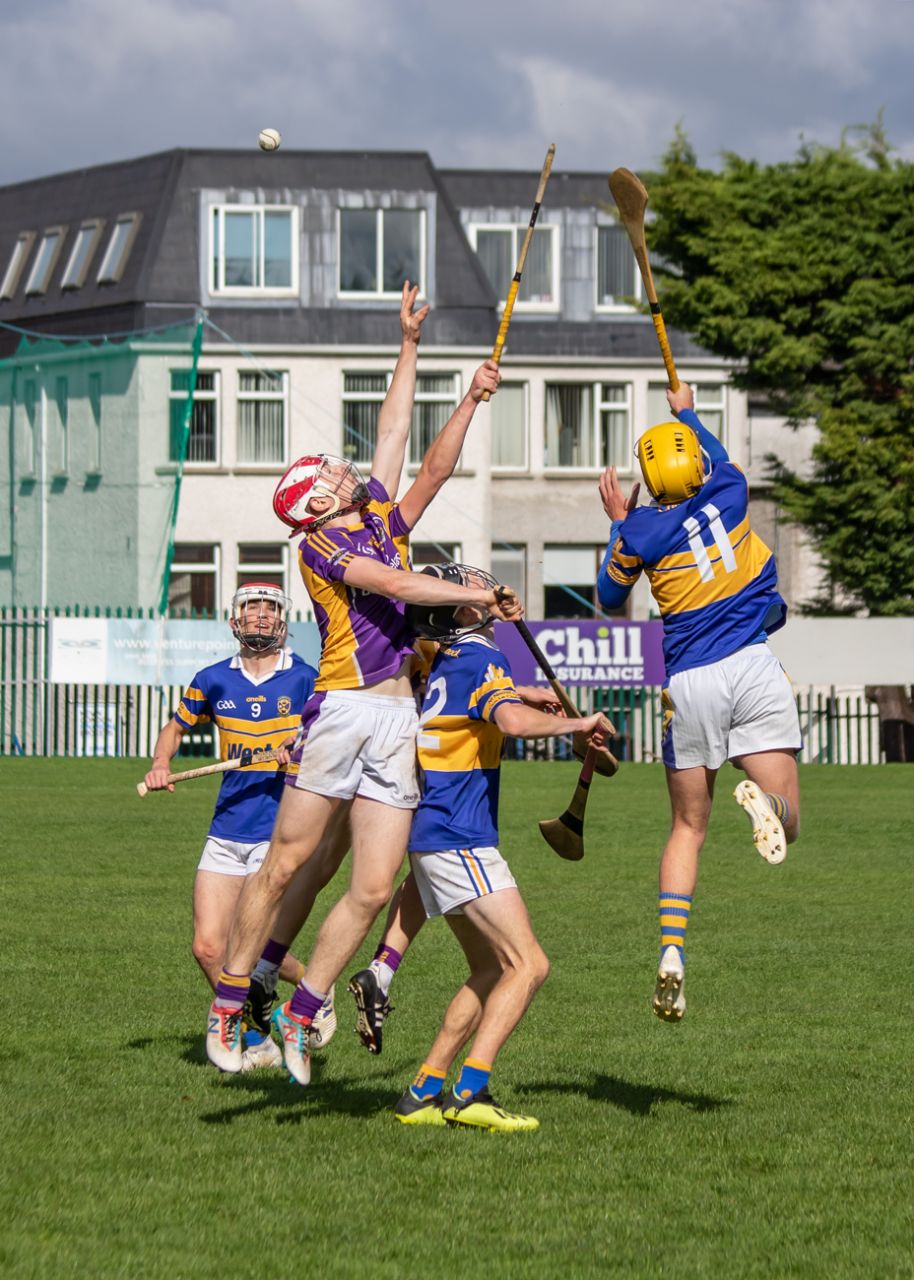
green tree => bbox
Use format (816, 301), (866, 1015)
(648, 124), (914, 615)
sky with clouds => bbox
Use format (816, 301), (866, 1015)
(2, 0), (913, 185)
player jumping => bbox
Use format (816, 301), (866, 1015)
(597, 382), (802, 1022)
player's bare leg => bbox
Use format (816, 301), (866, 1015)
(349, 870), (427, 1054)
(192, 871), (245, 989)
(653, 766), (716, 1022)
(732, 748), (800, 863)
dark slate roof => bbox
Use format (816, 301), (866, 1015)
(438, 167), (614, 211)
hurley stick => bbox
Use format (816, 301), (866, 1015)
(539, 746), (596, 861)
(136, 748), (284, 797)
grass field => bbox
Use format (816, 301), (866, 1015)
(1, 759), (911, 1279)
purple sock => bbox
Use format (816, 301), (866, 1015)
(372, 944), (403, 973)
(260, 938), (289, 967)
(214, 970), (250, 1009)
(289, 981), (327, 1022)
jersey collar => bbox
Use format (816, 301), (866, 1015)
(230, 647), (293, 685)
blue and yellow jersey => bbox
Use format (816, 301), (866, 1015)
(174, 651), (316, 842)
(597, 409), (787, 677)
(409, 635), (523, 852)
(297, 476), (415, 691)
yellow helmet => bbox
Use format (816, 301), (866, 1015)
(635, 422), (706, 504)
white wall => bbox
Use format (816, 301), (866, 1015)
(768, 618), (914, 685)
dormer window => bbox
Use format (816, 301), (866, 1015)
(62, 219), (105, 289)
(596, 224), (643, 310)
(25, 226), (67, 295)
(0, 231), (36, 300)
(97, 212), (142, 284)
(470, 223), (558, 310)
(338, 208), (425, 298)
(210, 205), (297, 295)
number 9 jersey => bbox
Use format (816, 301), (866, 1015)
(597, 409), (787, 677)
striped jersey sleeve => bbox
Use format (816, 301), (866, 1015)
(597, 523), (644, 609)
(174, 670), (212, 729)
(468, 657), (523, 722)
(299, 527), (356, 581)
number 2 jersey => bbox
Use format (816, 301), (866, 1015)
(409, 635), (523, 853)
(174, 651), (316, 842)
(597, 409), (787, 677)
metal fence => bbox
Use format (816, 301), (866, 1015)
(0, 605), (887, 764)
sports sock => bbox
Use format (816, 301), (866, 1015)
(658, 892), (692, 964)
(766, 793), (789, 825)
(243, 1027), (268, 1048)
(410, 1063), (446, 1101)
(288, 980), (327, 1023)
(455, 1057), (491, 1100)
(370, 943), (403, 997)
(213, 969), (250, 1010)
(252, 938), (288, 989)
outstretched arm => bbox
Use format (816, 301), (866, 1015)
(340, 556), (523, 621)
(371, 281), (430, 496)
(596, 466), (643, 610)
(397, 361), (500, 528)
(143, 719), (186, 792)
(667, 382), (729, 466)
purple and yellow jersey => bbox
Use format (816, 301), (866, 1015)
(296, 476), (415, 691)
(597, 409), (786, 677)
(174, 651), (316, 842)
(409, 636), (523, 853)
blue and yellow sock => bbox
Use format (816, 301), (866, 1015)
(410, 1063), (446, 1101)
(766, 793), (789, 825)
(658, 892), (692, 963)
(454, 1057), (492, 1100)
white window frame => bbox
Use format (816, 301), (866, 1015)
(62, 219), (105, 291)
(490, 380), (529, 473)
(169, 369), (221, 468)
(469, 222), (560, 313)
(1, 231), (36, 300)
(236, 543), (289, 596)
(544, 380), (634, 474)
(646, 381), (728, 446)
(408, 372), (460, 467)
(97, 213), (142, 285)
(337, 207), (427, 300)
(26, 226), (67, 296)
(168, 544), (221, 615)
(236, 369), (289, 467)
(594, 224), (643, 313)
(342, 370), (390, 466)
(210, 204), (299, 298)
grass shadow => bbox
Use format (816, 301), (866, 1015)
(198, 1066), (407, 1126)
(521, 1073), (733, 1117)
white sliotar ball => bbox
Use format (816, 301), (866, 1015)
(258, 128), (281, 152)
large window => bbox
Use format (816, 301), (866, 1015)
(237, 544), (287, 595)
(411, 542), (462, 568)
(646, 382), (726, 441)
(490, 382), (528, 470)
(237, 370), (287, 465)
(169, 370), (219, 465)
(1, 231), (35, 300)
(409, 374), (459, 466)
(471, 224), (558, 309)
(62, 220), (105, 290)
(26, 227), (66, 295)
(342, 372), (387, 465)
(168, 544), (219, 615)
(338, 208), (424, 296)
(543, 545), (623, 619)
(596, 224), (642, 310)
(491, 545), (526, 602)
(210, 206), (297, 294)
(545, 382), (632, 470)
(97, 213), (141, 284)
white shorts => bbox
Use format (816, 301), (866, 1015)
(294, 689), (420, 809)
(662, 642), (802, 770)
(197, 837), (269, 877)
(409, 846), (517, 917)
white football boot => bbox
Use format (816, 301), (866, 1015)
(240, 1034), (282, 1072)
(652, 945), (686, 1023)
(309, 986), (337, 1050)
(206, 1003), (243, 1072)
(734, 781), (787, 865)
(271, 1002), (311, 1085)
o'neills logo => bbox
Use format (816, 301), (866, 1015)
(534, 625), (645, 683)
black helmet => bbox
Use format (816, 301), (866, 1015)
(405, 562), (497, 644)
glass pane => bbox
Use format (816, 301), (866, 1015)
(344, 373), (387, 395)
(184, 401), (217, 463)
(601, 383), (627, 403)
(27, 232), (60, 292)
(491, 547), (526, 600)
(343, 399), (380, 464)
(1, 236), (30, 297)
(340, 209), (377, 292)
(62, 226), (96, 287)
(491, 383), (526, 468)
(239, 370), (283, 393)
(172, 369), (215, 394)
(544, 385), (593, 467)
(416, 374), (455, 396)
(264, 211), (292, 288)
(173, 544), (216, 564)
(99, 220), (132, 281)
(212, 209), (220, 288)
(597, 226), (634, 304)
(518, 227), (553, 304)
(237, 569), (286, 594)
(695, 384), (724, 405)
(225, 212), (256, 287)
(411, 543), (458, 566)
(475, 229), (513, 295)
(600, 409), (630, 468)
(168, 570), (215, 614)
(382, 210), (421, 292)
(238, 398), (284, 463)
(696, 410), (722, 439)
(646, 382), (672, 428)
(409, 400), (451, 466)
(239, 543), (284, 564)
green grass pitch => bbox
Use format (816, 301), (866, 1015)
(1, 759), (911, 1278)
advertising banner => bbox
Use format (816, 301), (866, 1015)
(49, 617), (322, 686)
(493, 619), (666, 687)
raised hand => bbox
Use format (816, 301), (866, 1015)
(599, 466), (640, 523)
(470, 360), (501, 402)
(400, 280), (430, 345)
(488, 585), (524, 623)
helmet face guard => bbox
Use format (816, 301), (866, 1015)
(635, 422), (711, 505)
(273, 454), (371, 535)
(230, 582), (292, 654)
(405, 563), (497, 645)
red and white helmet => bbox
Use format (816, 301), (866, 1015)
(273, 454), (370, 535)
(230, 582), (292, 654)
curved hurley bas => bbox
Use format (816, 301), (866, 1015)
(538, 747), (596, 861)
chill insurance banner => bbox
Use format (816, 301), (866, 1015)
(493, 619), (666, 687)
